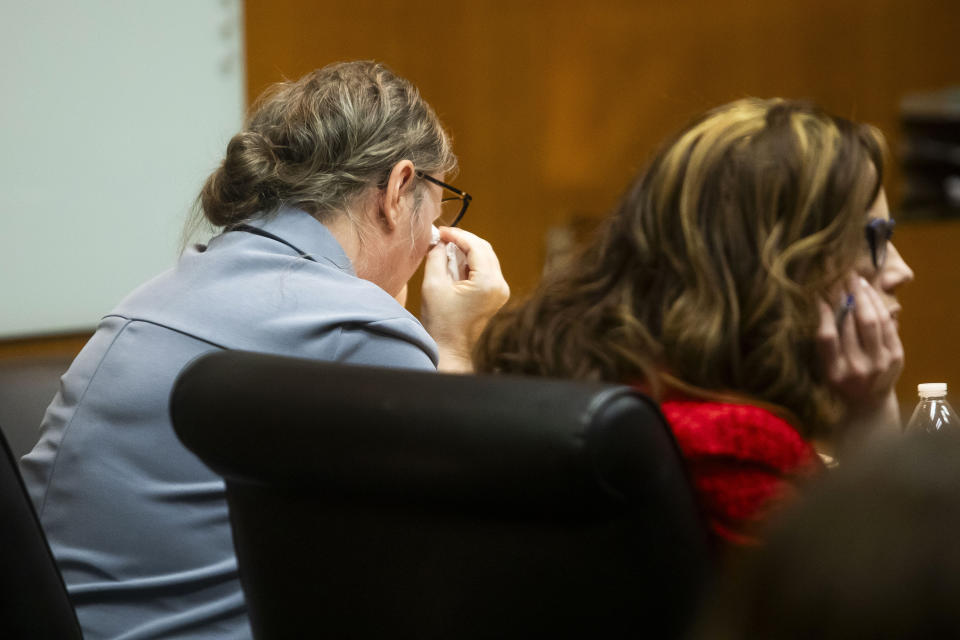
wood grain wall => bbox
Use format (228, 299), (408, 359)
(245, 0), (960, 405)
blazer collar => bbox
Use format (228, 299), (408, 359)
(245, 207), (355, 274)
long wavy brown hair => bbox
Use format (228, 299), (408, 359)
(475, 98), (885, 437)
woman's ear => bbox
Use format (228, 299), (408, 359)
(380, 160), (417, 232)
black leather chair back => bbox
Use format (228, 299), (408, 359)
(0, 426), (82, 638)
(171, 350), (709, 639)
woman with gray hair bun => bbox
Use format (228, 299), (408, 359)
(21, 61), (509, 639)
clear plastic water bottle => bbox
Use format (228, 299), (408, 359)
(905, 383), (959, 435)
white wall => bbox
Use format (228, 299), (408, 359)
(0, 0), (245, 337)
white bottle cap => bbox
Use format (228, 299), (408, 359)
(918, 382), (948, 398)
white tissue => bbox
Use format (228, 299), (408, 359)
(446, 242), (468, 281)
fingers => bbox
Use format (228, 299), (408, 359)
(438, 226), (502, 278)
(850, 274), (882, 357)
(819, 271), (905, 421)
(863, 275), (904, 377)
(816, 297), (843, 384)
(862, 276), (900, 353)
(836, 292), (859, 361)
(422, 241), (451, 288)
(423, 240), (448, 274)
(420, 229), (511, 346)
(420, 229), (511, 371)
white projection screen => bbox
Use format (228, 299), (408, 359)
(0, 0), (245, 337)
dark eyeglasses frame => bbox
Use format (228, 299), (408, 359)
(866, 217), (895, 270)
(415, 170), (472, 228)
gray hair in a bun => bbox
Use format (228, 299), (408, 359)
(196, 60), (457, 229)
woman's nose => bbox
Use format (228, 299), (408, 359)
(882, 243), (914, 291)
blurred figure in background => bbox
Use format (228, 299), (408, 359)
(693, 430), (960, 639)
(476, 98), (913, 544)
(21, 61), (508, 639)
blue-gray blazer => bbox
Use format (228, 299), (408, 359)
(21, 207), (437, 639)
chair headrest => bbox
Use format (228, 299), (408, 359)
(171, 350), (689, 516)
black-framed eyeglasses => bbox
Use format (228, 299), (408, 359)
(416, 170), (472, 228)
(866, 217), (896, 270)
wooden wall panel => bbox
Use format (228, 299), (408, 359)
(245, 0), (958, 405)
(0, 333), (90, 360)
(895, 220), (960, 400)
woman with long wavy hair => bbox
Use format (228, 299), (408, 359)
(475, 98), (913, 544)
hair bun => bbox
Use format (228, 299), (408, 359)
(195, 61), (456, 228)
(200, 130), (280, 226)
